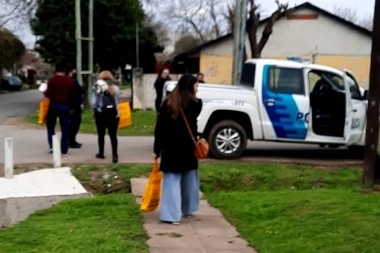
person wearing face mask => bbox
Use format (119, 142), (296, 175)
(66, 64), (84, 149)
(154, 68), (171, 111)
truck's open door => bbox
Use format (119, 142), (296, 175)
(343, 69), (362, 145)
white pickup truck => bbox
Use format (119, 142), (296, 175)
(163, 59), (368, 159)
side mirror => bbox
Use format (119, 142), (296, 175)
(363, 90), (369, 100)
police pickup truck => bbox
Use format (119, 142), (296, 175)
(163, 59), (368, 159)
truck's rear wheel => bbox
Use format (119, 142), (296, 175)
(208, 120), (247, 159)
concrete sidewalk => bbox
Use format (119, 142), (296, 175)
(0, 125), (154, 164)
(131, 178), (257, 253)
(0, 125), (362, 166)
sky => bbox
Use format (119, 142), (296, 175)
(13, 0), (376, 49)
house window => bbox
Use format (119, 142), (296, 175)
(268, 66), (304, 95)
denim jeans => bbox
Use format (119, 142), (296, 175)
(159, 169), (200, 223)
(46, 103), (70, 154)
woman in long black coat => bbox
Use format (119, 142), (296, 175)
(154, 74), (203, 225)
(154, 68), (171, 111)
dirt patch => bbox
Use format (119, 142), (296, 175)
(1, 117), (43, 129)
(156, 232), (182, 238)
(0, 163), (51, 177)
(234, 158), (362, 170)
(83, 169), (128, 194)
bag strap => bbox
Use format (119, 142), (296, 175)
(180, 108), (196, 143)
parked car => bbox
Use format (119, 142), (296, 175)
(163, 59), (368, 159)
(1, 76), (23, 91)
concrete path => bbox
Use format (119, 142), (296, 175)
(131, 178), (256, 253)
(0, 125), (362, 166)
(0, 125), (152, 164)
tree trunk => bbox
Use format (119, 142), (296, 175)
(247, 11), (260, 58)
(258, 10), (285, 53)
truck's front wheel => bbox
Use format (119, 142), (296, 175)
(208, 120), (247, 159)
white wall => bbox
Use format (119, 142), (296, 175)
(201, 7), (371, 58)
(132, 74), (182, 110)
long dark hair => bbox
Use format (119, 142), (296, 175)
(167, 74), (198, 119)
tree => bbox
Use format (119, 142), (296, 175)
(174, 34), (203, 54)
(144, 13), (171, 48)
(245, 0), (288, 58)
(138, 17), (166, 72)
(0, 0), (37, 31)
(144, 0), (288, 58)
(144, 0), (235, 43)
(333, 5), (373, 30)
(223, 3), (235, 33)
(0, 28), (26, 76)
(30, 0), (162, 71)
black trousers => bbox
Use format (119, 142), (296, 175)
(69, 106), (82, 144)
(46, 103), (70, 154)
(94, 111), (119, 156)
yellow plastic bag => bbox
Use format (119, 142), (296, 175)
(38, 98), (50, 125)
(140, 159), (162, 212)
(118, 102), (132, 129)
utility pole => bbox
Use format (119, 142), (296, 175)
(231, 0), (248, 85)
(363, 0), (380, 186)
(75, 0), (94, 105)
(136, 23), (140, 68)
(88, 0), (94, 105)
(75, 0), (82, 86)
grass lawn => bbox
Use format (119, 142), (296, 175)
(27, 109), (156, 136)
(72, 162), (380, 253)
(0, 194), (149, 253)
(2, 162), (378, 253)
(208, 189), (380, 253)
(120, 82), (131, 90)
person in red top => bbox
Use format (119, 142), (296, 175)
(44, 62), (76, 155)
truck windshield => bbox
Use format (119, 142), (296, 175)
(240, 63), (256, 88)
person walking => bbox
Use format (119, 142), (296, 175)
(91, 70), (120, 163)
(45, 61), (76, 155)
(154, 68), (171, 112)
(66, 64), (84, 148)
(153, 74), (203, 225)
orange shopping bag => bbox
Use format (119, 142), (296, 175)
(140, 159), (162, 212)
(118, 102), (132, 129)
(38, 98), (50, 125)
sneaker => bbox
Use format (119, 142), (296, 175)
(160, 220), (180, 225)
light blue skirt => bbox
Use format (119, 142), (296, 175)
(160, 169), (200, 223)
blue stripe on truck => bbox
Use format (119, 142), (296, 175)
(262, 65), (307, 139)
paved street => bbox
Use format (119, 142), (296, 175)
(0, 88), (131, 124)
(0, 125), (362, 166)
(0, 90), (42, 123)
